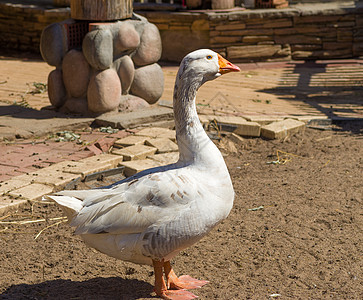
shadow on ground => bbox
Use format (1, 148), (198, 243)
(259, 60), (363, 132)
(0, 104), (92, 120)
(1, 277), (154, 300)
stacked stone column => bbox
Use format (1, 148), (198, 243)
(41, 14), (164, 115)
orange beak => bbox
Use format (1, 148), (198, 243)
(218, 54), (240, 74)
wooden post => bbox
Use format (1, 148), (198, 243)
(71, 0), (133, 21)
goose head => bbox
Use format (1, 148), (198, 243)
(177, 49), (240, 87)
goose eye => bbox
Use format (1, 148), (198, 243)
(206, 55), (213, 60)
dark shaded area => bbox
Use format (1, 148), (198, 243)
(259, 60), (363, 133)
(0, 104), (93, 120)
(1, 277), (153, 300)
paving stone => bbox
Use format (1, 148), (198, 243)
(0, 174), (34, 195)
(80, 154), (125, 168)
(85, 144), (103, 155)
(95, 107), (174, 129)
(29, 170), (80, 188)
(198, 114), (216, 125)
(145, 138), (178, 153)
(121, 159), (162, 177)
(66, 151), (94, 161)
(94, 137), (117, 152)
(8, 183), (54, 200)
(0, 174), (12, 182)
(261, 119), (306, 139)
(0, 126), (32, 141)
(135, 127), (176, 141)
(227, 132), (245, 146)
(0, 164), (17, 176)
(137, 119), (176, 130)
(215, 116), (261, 137)
(79, 132), (108, 143)
(0, 196), (29, 216)
(11, 166), (37, 175)
(40, 161), (77, 172)
(243, 115), (284, 125)
(61, 161), (114, 178)
(112, 144), (157, 161)
(113, 135), (148, 148)
(106, 130), (129, 139)
(290, 115), (329, 123)
(147, 152), (179, 165)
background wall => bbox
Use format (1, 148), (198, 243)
(1, 1), (363, 62)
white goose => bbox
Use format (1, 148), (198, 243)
(45, 49), (240, 300)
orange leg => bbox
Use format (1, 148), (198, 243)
(164, 261), (209, 291)
(152, 259), (198, 300)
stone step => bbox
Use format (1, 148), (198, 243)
(145, 138), (178, 153)
(95, 107), (174, 129)
(148, 152), (179, 165)
(261, 118), (305, 139)
(135, 127), (176, 141)
(112, 144), (157, 161)
(121, 159), (162, 177)
(113, 135), (148, 147)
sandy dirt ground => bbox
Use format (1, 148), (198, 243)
(0, 126), (362, 300)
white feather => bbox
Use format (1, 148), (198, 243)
(44, 49), (235, 266)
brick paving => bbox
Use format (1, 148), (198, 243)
(0, 54), (362, 214)
(0, 129), (131, 182)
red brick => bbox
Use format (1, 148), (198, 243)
(94, 137), (117, 152)
(107, 130), (129, 139)
(36, 151), (69, 161)
(4, 170), (21, 177)
(126, 129), (139, 134)
(12, 144), (51, 155)
(0, 174), (12, 182)
(0, 145), (22, 154)
(39, 156), (65, 164)
(85, 144), (103, 155)
(0, 164), (16, 175)
(79, 132), (107, 143)
(29, 161), (51, 169)
(67, 151), (94, 161)
(0, 153), (30, 167)
(14, 166), (38, 174)
(53, 142), (82, 151)
(16, 156), (45, 168)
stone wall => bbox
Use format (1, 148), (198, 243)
(1, 1), (363, 62)
(141, 2), (363, 62)
(0, 2), (70, 52)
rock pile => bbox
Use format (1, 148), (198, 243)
(41, 14), (164, 115)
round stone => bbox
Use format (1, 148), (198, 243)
(40, 23), (67, 68)
(115, 55), (135, 95)
(114, 22), (140, 54)
(130, 63), (164, 104)
(62, 98), (88, 115)
(48, 69), (66, 108)
(87, 68), (121, 113)
(132, 23), (162, 67)
(83, 29), (113, 70)
(62, 49), (90, 98)
(119, 95), (150, 112)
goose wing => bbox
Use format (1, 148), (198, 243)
(57, 166), (199, 235)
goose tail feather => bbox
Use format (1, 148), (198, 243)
(43, 195), (82, 222)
